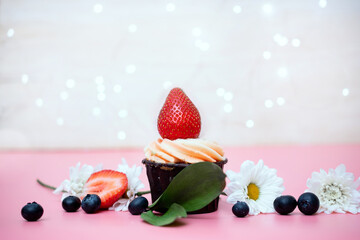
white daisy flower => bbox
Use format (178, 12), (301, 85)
(224, 159), (285, 215)
(54, 162), (103, 200)
(306, 164), (360, 214)
(109, 158), (144, 211)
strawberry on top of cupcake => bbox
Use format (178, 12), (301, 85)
(157, 87), (201, 140)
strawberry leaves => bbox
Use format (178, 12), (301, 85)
(141, 162), (226, 226)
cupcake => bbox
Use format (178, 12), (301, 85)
(142, 87), (227, 214)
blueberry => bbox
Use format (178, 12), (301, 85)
(128, 197), (149, 215)
(232, 201), (249, 218)
(81, 194), (101, 214)
(62, 196), (81, 212)
(274, 195), (297, 215)
(21, 202), (44, 221)
(298, 192), (320, 215)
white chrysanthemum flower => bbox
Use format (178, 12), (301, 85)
(224, 160), (285, 215)
(306, 164), (360, 214)
(54, 162), (103, 200)
(109, 158), (144, 211)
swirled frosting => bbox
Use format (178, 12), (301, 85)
(144, 138), (225, 164)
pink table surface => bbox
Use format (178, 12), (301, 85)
(1, 145), (360, 240)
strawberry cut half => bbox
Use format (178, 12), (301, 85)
(83, 170), (128, 209)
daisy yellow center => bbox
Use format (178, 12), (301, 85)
(247, 183), (260, 200)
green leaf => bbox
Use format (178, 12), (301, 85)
(141, 203), (187, 226)
(149, 162), (226, 212)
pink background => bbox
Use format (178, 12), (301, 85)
(1, 145), (359, 240)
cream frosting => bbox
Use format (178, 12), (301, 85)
(144, 138), (225, 164)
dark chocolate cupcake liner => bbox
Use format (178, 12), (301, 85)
(142, 158), (228, 214)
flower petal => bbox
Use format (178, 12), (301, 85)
(109, 198), (130, 211)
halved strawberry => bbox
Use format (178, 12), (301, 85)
(82, 170), (128, 209)
(157, 87), (201, 140)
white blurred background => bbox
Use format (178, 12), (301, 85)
(0, 0), (359, 149)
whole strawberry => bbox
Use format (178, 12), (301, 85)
(158, 87), (201, 140)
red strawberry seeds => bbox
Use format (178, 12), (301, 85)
(157, 87), (201, 140)
(83, 170), (128, 209)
